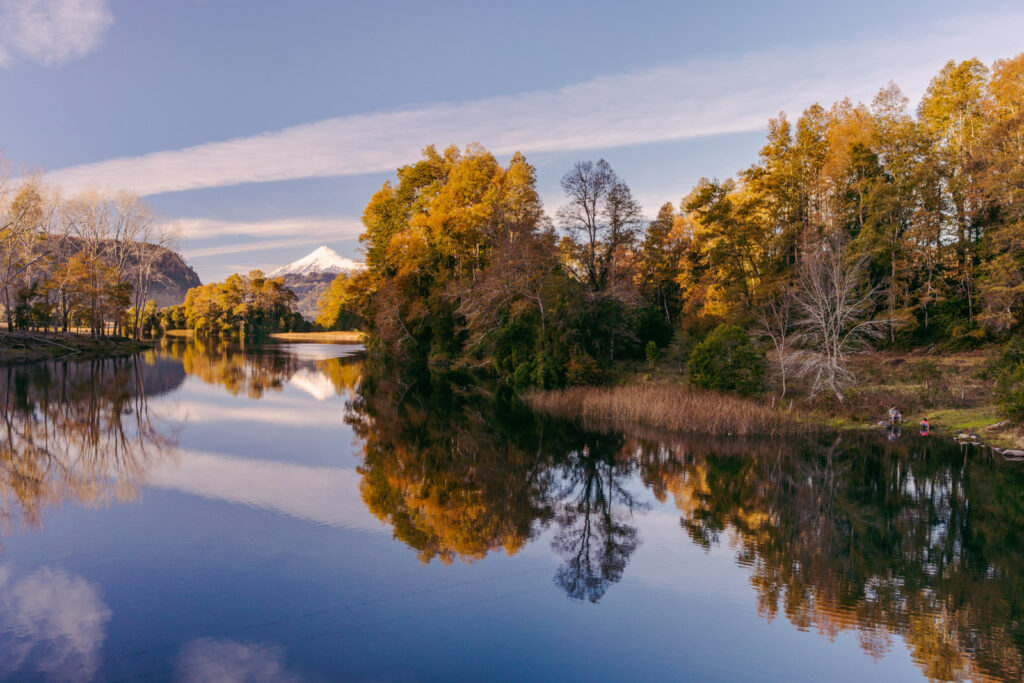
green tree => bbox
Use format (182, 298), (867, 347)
(688, 324), (765, 395)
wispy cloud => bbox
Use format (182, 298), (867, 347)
(175, 216), (364, 263)
(41, 11), (1023, 196)
(186, 236), (346, 259)
(0, 0), (112, 68)
(176, 216), (362, 241)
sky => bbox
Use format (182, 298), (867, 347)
(1, 0), (1022, 282)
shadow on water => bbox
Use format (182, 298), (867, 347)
(350, 363), (1024, 681)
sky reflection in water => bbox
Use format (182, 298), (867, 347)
(0, 341), (1021, 681)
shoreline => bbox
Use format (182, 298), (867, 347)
(268, 330), (364, 343)
(524, 383), (816, 439)
(525, 344), (1022, 449)
(162, 329), (365, 344)
(526, 380), (1022, 451)
(0, 332), (155, 364)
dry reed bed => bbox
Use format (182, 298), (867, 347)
(525, 384), (815, 438)
(268, 331), (364, 343)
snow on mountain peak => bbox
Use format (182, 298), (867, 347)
(269, 246), (365, 277)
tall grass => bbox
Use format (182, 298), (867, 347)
(525, 384), (814, 438)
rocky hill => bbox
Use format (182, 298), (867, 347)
(28, 238), (202, 307)
(145, 245), (203, 307)
(279, 272), (337, 319)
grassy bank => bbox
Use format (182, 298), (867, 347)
(268, 330), (364, 343)
(162, 329), (364, 343)
(824, 350), (1020, 446)
(531, 345), (1020, 446)
(525, 384), (814, 438)
(0, 331), (154, 363)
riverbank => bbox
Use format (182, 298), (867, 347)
(268, 330), (364, 343)
(162, 329), (364, 343)
(529, 347), (1021, 447)
(0, 331), (155, 363)
(524, 384), (814, 438)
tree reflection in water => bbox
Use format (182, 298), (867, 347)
(350, 367), (1024, 681)
(347, 369), (643, 601)
(0, 354), (180, 539)
(635, 432), (1024, 682)
(552, 437), (645, 603)
(7, 345), (1020, 681)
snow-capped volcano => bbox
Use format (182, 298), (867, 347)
(269, 246), (364, 277)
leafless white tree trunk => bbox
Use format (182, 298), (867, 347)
(755, 285), (797, 398)
(793, 238), (889, 401)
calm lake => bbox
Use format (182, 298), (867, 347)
(1, 341), (1021, 682)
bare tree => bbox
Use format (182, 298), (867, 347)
(557, 160), (645, 362)
(557, 160), (644, 293)
(456, 227), (561, 359)
(118, 195), (177, 339)
(755, 285), (797, 398)
(0, 175), (63, 333)
(793, 238), (889, 401)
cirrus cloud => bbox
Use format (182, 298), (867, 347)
(40, 10), (1024, 197)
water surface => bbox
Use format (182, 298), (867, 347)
(1, 341), (1021, 681)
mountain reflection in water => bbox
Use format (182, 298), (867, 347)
(0, 343), (1021, 681)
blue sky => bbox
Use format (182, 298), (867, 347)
(2, 0), (1022, 281)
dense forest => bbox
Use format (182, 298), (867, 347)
(322, 53), (1024, 411)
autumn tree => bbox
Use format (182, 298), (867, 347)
(978, 53), (1024, 332)
(315, 272), (361, 330)
(179, 270), (301, 338)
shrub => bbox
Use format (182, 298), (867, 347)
(566, 354), (602, 385)
(645, 341), (659, 371)
(995, 364), (1024, 423)
(532, 351), (562, 389)
(912, 359), (946, 407)
(993, 338), (1024, 423)
(513, 361), (534, 392)
(688, 324), (764, 396)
